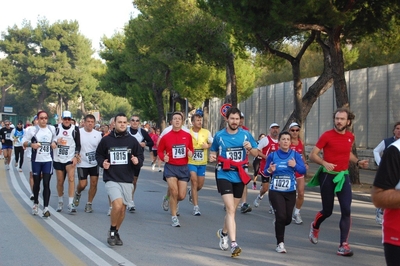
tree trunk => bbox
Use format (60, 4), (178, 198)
(38, 89), (47, 111)
(328, 26), (360, 184)
(226, 52), (237, 107)
(153, 83), (166, 130)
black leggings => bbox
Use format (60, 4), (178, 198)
(313, 172), (352, 244)
(14, 146), (24, 167)
(253, 158), (261, 177)
(384, 243), (400, 266)
(269, 190), (296, 244)
(33, 173), (51, 207)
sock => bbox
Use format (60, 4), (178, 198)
(294, 208), (300, 215)
(110, 225), (117, 231)
(69, 197), (73, 205)
(231, 241), (237, 248)
(221, 231), (227, 236)
(58, 197), (63, 203)
(43, 207), (48, 212)
(87, 202), (92, 205)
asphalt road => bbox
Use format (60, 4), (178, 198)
(0, 155), (385, 266)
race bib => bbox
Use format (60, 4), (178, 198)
(86, 151), (96, 164)
(272, 176), (291, 191)
(38, 142), (51, 155)
(110, 147), (128, 165)
(226, 147), (243, 162)
(57, 145), (70, 158)
(5, 133), (11, 140)
(172, 144), (186, 159)
(192, 149), (204, 161)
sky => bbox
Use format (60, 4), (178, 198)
(0, 0), (139, 56)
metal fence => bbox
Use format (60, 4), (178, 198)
(208, 62), (400, 149)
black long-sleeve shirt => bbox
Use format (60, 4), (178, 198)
(96, 130), (144, 183)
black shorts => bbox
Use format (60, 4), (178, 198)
(216, 179), (244, 198)
(53, 161), (73, 171)
(260, 173), (270, 183)
(133, 168), (141, 177)
(77, 166), (99, 180)
(163, 163), (190, 182)
(152, 150), (158, 157)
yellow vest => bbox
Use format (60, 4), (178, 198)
(188, 128), (210, 165)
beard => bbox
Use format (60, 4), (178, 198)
(228, 123), (239, 131)
(334, 124), (347, 132)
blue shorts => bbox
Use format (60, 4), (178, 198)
(2, 145), (13, 150)
(188, 164), (206, 177)
(32, 161), (53, 176)
(163, 163), (190, 182)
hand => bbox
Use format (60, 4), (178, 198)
(201, 143), (209, 149)
(322, 161), (337, 171)
(269, 162), (276, 172)
(243, 141), (251, 151)
(131, 155), (139, 165)
(358, 159), (369, 169)
(209, 154), (216, 162)
(288, 157), (296, 168)
(140, 142), (146, 148)
(164, 153), (169, 163)
(187, 149), (193, 158)
(103, 159), (110, 169)
(31, 142), (41, 150)
(51, 142), (57, 149)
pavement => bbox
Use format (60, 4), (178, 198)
(207, 161), (376, 202)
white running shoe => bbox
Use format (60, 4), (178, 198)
(192, 206), (201, 216)
(217, 229), (229, 250)
(32, 204), (39, 215)
(73, 191), (81, 207)
(162, 195), (169, 211)
(253, 195), (262, 208)
(68, 203), (77, 213)
(230, 243), (241, 257)
(276, 242), (287, 253)
(292, 213), (303, 224)
(18, 168), (22, 172)
(56, 202), (63, 212)
(5, 164), (9, 170)
(171, 216), (180, 227)
(84, 203), (93, 213)
(152, 164), (156, 171)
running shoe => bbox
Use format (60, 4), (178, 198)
(73, 191), (81, 207)
(188, 188), (193, 204)
(15, 162), (18, 167)
(192, 206), (201, 216)
(32, 204), (39, 215)
(171, 216), (180, 227)
(309, 222), (319, 244)
(115, 232), (123, 246)
(162, 195), (169, 211)
(240, 203), (252, 213)
(158, 169), (162, 172)
(127, 201), (135, 212)
(217, 229), (229, 251)
(68, 203), (77, 213)
(276, 242), (287, 253)
(5, 164), (9, 170)
(230, 243), (242, 257)
(18, 168), (22, 172)
(107, 207), (112, 216)
(268, 205), (275, 214)
(42, 209), (51, 218)
(107, 230), (116, 246)
(30, 194), (34, 201)
(252, 184), (257, 190)
(253, 195), (262, 208)
(376, 208), (383, 225)
(337, 242), (354, 256)
(292, 213), (303, 225)
(152, 164), (156, 171)
(56, 202), (63, 212)
(85, 203), (93, 213)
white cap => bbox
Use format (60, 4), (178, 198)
(289, 122), (300, 129)
(269, 123), (279, 129)
(62, 110), (72, 118)
(240, 112), (244, 118)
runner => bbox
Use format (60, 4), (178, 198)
(252, 133), (266, 190)
(0, 120), (14, 170)
(11, 120), (25, 171)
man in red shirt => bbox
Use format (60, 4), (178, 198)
(308, 108), (368, 256)
(158, 112), (193, 227)
(372, 138), (400, 266)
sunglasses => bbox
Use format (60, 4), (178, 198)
(290, 129), (300, 132)
(131, 119), (140, 122)
(63, 118), (71, 121)
(39, 117), (48, 120)
(5, 124), (10, 126)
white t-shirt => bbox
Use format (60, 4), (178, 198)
(53, 124), (77, 163)
(77, 128), (102, 168)
(22, 125), (56, 162)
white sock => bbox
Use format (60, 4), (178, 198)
(68, 197), (73, 205)
(58, 197), (63, 203)
(294, 208), (300, 215)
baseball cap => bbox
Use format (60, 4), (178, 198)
(269, 123), (280, 129)
(240, 112), (244, 118)
(289, 122), (300, 129)
(62, 110), (72, 118)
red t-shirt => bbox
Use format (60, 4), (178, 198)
(258, 135), (279, 175)
(315, 129), (354, 171)
(290, 139), (305, 178)
(158, 129), (193, 165)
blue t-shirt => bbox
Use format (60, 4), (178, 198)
(211, 128), (257, 183)
(265, 149), (306, 192)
